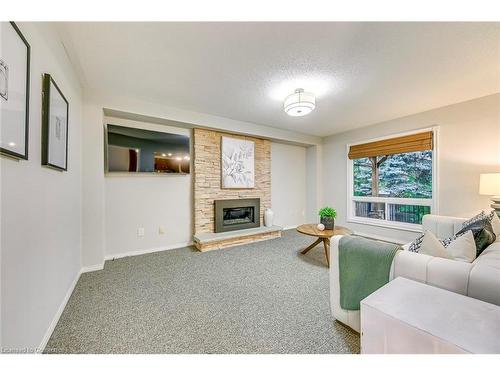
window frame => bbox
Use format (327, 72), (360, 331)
(346, 126), (439, 232)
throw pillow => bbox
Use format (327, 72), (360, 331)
(461, 211), (486, 229)
(419, 230), (476, 262)
(456, 216), (496, 256)
(488, 211), (500, 241)
(419, 230), (452, 259)
(440, 231), (465, 247)
(445, 230), (477, 262)
(408, 231), (465, 253)
(408, 233), (424, 252)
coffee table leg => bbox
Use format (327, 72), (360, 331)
(323, 238), (330, 267)
(301, 237), (322, 255)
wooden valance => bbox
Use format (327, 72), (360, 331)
(348, 131), (433, 160)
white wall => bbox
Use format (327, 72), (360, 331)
(1, 22), (83, 350)
(322, 94), (500, 243)
(104, 118), (192, 258)
(271, 142), (307, 229)
(81, 100), (105, 269)
(306, 144), (323, 223)
(105, 176), (192, 257)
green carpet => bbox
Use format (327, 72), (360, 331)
(44, 230), (359, 354)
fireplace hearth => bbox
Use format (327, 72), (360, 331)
(214, 198), (260, 233)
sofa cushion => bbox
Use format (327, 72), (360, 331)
(391, 251), (474, 295)
(473, 242), (500, 269)
(468, 241), (500, 306)
(426, 257), (474, 295)
(392, 251), (433, 283)
(468, 264), (500, 306)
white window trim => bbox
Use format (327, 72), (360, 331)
(346, 126), (439, 233)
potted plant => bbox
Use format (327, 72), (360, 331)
(319, 207), (337, 230)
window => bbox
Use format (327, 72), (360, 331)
(348, 130), (436, 231)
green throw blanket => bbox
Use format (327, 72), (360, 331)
(339, 236), (401, 310)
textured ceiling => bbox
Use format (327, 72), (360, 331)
(59, 22), (500, 136)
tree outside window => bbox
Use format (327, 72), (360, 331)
(352, 150), (432, 225)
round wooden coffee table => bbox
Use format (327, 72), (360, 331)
(296, 224), (352, 267)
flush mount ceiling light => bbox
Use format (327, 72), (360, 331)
(283, 88), (315, 117)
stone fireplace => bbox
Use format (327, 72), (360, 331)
(193, 128), (281, 251)
(214, 198), (260, 233)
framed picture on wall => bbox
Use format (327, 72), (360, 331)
(221, 135), (255, 188)
(41, 73), (69, 171)
(0, 22), (31, 159)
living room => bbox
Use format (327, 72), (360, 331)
(1, 1), (500, 373)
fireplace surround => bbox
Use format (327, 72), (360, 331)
(193, 128), (279, 251)
(214, 198), (260, 233)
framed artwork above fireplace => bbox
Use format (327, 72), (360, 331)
(221, 136), (255, 189)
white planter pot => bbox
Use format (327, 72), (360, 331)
(264, 208), (274, 227)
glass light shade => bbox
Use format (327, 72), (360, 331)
(479, 173), (500, 195)
(284, 89), (315, 117)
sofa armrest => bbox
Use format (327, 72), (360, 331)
(329, 235), (361, 332)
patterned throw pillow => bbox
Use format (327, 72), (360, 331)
(408, 233), (424, 252)
(487, 210), (496, 221)
(409, 231), (465, 253)
(461, 211), (487, 229)
(440, 231), (466, 247)
(456, 214), (496, 256)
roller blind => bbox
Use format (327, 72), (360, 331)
(348, 131), (433, 160)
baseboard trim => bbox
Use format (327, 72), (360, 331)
(104, 241), (193, 261)
(283, 225), (298, 230)
(38, 269), (81, 353)
(81, 263), (105, 273)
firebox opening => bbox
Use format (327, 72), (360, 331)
(214, 198), (260, 233)
(223, 207), (255, 226)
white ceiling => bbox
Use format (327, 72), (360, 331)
(59, 22), (500, 137)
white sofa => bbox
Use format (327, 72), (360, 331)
(330, 214), (500, 332)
